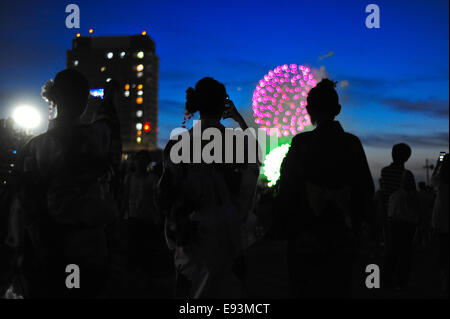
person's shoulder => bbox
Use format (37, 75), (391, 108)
(291, 130), (314, 146)
(342, 131), (363, 146)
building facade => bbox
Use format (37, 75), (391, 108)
(67, 34), (159, 152)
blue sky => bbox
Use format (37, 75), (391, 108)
(0, 0), (448, 184)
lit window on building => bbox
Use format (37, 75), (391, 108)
(120, 51), (126, 58)
(137, 51), (144, 59)
(137, 72), (143, 78)
(100, 66), (106, 72)
(73, 60), (79, 66)
(136, 136), (142, 144)
(124, 90), (130, 97)
(137, 90), (143, 96)
(137, 130), (142, 136)
(124, 84), (130, 90)
(106, 52), (114, 59)
(136, 123), (143, 130)
(136, 97), (143, 104)
(106, 78), (112, 82)
(136, 110), (143, 117)
(137, 84), (143, 90)
(136, 64), (144, 71)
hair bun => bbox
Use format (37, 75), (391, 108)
(41, 79), (56, 104)
(317, 78), (337, 89)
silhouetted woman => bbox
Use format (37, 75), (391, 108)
(13, 69), (121, 298)
(156, 77), (260, 298)
(278, 79), (374, 298)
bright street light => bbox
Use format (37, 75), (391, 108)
(12, 105), (41, 129)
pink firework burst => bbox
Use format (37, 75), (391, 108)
(252, 64), (317, 137)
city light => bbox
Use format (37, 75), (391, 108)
(137, 51), (144, 59)
(136, 97), (143, 104)
(143, 122), (151, 132)
(124, 90), (130, 97)
(137, 90), (143, 96)
(252, 64), (316, 137)
(141, 30), (147, 36)
(136, 110), (143, 117)
(106, 52), (113, 59)
(76, 33), (81, 38)
(12, 105), (41, 129)
(136, 64), (144, 71)
(120, 51), (126, 58)
(100, 66), (106, 72)
(137, 84), (143, 90)
(89, 28), (94, 34)
(124, 84), (130, 90)
(136, 136), (142, 143)
(73, 60), (79, 66)
(262, 143), (291, 187)
(136, 123), (143, 130)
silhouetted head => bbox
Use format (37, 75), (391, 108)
(186, 77), (227, 120)
(392, 143), (412, 164)
(306, 79), (341, 125)
(401, 170), (416, 191)
(42, 69), (89, 119)
(134, 150), (151, 173)
(418, 181), (426, 190)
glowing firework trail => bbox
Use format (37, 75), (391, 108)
(252, 64), (317, 137)
(262, 143), (291, 187)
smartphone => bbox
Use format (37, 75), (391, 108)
(223, 96), (232, 118)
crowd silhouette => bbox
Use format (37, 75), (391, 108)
(0, 69), (448, 299)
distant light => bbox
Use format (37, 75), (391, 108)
(137, 90), (143, 96)
(73, 60), (79, 66)
(137, 51), (144, 59)
(106, 52), (114, 59)
(143, 122), (151, 132)
(106, 78), (112, 82)
(90, 88), (104, 99)
(141, 30), (147, 36)
(137, 130), (142, 136)
(136, 123), (143, 130)
(12, 105), (41, 129)
(12, 150), (17, 154)
(136, 97), (143, 104)
(136, 64), (144, 72)
(124, 84), (130, 90)
(136, 72), (143, 78)
(136, 136), (142, 143)
(124, 90), (130, 97)
(76, 33), (81, 38)
(100, 66), (106, 72)
(89, 28), (94, 34)
(120, 51), (126, 58)
(137, 84), (143, 90)
(136, 110), (143, 117)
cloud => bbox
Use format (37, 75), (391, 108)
(311, 65), (330, 82)
(318, 51), (334, 61)
(361, 131), (449, 149)
(381, 98), (449, 118)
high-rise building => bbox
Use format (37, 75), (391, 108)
(67, 33), (159, 152)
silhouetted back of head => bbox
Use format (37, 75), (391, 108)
(392, 143), (412, 164)
(186, 77), (227, 119)
(306, 79), (341, 125)
(42, 69), (89, 119)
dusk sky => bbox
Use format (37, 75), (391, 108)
(0, 0), (448, 184)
